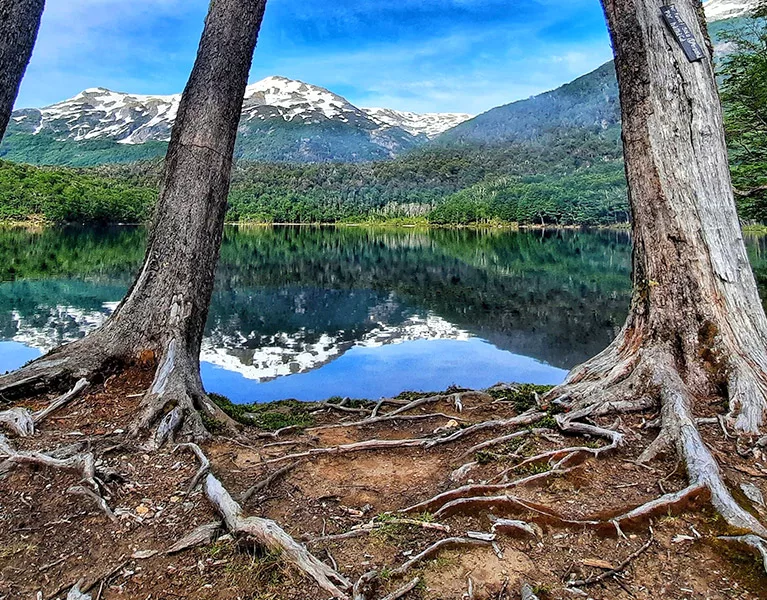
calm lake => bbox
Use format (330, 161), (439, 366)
(2, 225), (766, 403)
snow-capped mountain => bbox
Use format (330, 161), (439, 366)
(704, 0), (758, 21)
(363, 107), (473, 139)
(8, 76), (472, 163)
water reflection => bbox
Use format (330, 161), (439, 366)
(0, 225), (646, 401)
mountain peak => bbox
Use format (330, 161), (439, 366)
(9, 76), (473, 160)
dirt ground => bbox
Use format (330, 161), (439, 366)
(1, 369), (766, 600)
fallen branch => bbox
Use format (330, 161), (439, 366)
(567, 533), (654, 587)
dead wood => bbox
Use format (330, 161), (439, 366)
(181, 443), (352, 598)
(166, 521), (223, 554)
(567, 533), (654, 587)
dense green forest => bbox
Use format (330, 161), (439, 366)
(0, 135), (627, 225)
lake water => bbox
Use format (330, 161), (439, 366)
(2, 225), (765, 403)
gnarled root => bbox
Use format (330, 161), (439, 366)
(0, 379), (89, 437)
(546, 345), (767, 565)
(0, 433), (115, 521)
(180, 443), (352, 598)
(131, 340), (238, 447)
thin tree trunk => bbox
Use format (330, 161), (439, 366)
(0, 0), (268, 442)
(0, 0), (45, 140)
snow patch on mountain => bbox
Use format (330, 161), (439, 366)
(704, 0), (758, 21)
(363, 107), (473, 139)
(11, 76), (470, 149)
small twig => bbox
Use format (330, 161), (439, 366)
(380, 577), (420, 600)
(567, 533), (654, 587)
(176, 443), (210, 494)
(240, 461), (302, 504)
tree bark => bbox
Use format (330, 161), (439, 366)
(552, 0), (767, 432)
(543, 0), (767, 541)
(0, 0), (268, 442)
(0, 0), (45, 140)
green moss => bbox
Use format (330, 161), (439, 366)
(209, 393), (315, 431)
(487, 384), (553, 412)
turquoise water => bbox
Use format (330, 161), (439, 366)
(0, 225), (666, 402)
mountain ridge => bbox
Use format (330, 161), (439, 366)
(7, 76), (472, 164)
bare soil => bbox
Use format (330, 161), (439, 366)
(1, 368), (766, 600)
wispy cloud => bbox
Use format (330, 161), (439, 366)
(15, 0), (613, 114)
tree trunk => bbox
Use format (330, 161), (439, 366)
(0, 0), (45, 140)
(545, 0), (767, 537)
(0, 0), (268, 443)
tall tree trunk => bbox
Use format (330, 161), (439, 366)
(546, 0), (767, 537)
(0, 0), (268, 443)
(0, 0), (45, 140)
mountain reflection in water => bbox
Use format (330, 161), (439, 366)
(0, 224), (690, 402)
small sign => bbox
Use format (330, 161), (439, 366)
(661, 5), (705, 62)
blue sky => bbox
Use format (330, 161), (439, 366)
(16, 0), (614, 115)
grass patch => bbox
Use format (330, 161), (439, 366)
(209, 393), (315, 431)
(487, 384), (553, 412)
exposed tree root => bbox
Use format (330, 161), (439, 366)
(262, 438), (430, 467)
(131, 341), (239, 447)
(401, 464), (577, 516)
(0, 379), (89, 437)
(306, 412), (468, 434)
(424, 410), (546, 448)
(459, 430), (531, 460)
(489, 517), (542, 539)
(67, 485), (117, 523)
(719, 535), (767, 572)
(307, 516), (451, 546)
(379, 577), (421, 600)
(180, 443), (352, 598)
(0, 433), (97, 488)
(240, 461), (302, 505)
(0, 433), (118, 524)
(167, 521), (223, 554)
(389, 537), (491, 577)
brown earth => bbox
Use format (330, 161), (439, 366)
(1, 368), (766, 600)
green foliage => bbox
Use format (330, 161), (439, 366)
(0, 133), (168, 167)
(427, 164), (628, 226)
(0, 160), (154, 222)
(719, 3), (767, 220)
